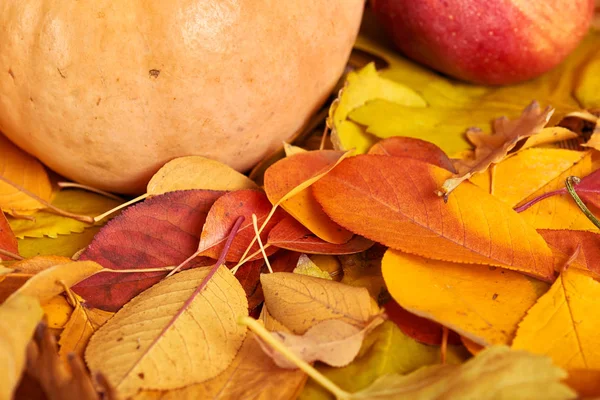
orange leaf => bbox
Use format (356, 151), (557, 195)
(539, 229), (600, 275)
(264, 150), (353, 244)
(0, 212), (18, 260)
(440, 102), (554, 196)
(367, 136), (456, 172)
(313, 155), (554, 280)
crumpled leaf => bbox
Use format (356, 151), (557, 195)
(299, 321), (469, 400)
(268, 216), (373, 255)
(382, 250), (547, 346)
(0, 133), (52, 214)
(146, 156), (258, 195)
(368, 136), (456, 172)
(0, 293), (43, 400)
(8, 189), (122, 239)
(0, 211), (18, 260)
(539, 229), (600, 275)
(440, 102), (554, 196)
(351, 346), (574, 400)
(85, 265), (248, 397)
(313, 155), (555, 280)
(264, 150), (353, 244)
(294, 254), (333, 280)
(261, 272), (380, 334)
(73, 190), (221, 311)
(469, 148), (587, 207)
(512, 268), (600, 369)
(198, 190), (284, 262)
(257, 317), (384, 369)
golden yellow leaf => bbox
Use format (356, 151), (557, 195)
(294, 254), (333, 280)
(85, 266), (248, 397)
(8, 189), (121, 239)
(284, 142), (308, 157)
(8, 260), (103, 304)
(382, 250), (547, 346)
(512, 268), (600, 369)
(469, 149), (587, 207)
(519, 127), (579, 150)
(261, 272), (380, 334)
(146, 156), (258, 195)
(43, 295), (73, 329)
(0, 293), (43, 400)
(0, 133), (52, 214)
(17, 228), (100, 258)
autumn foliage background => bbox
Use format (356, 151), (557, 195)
(2, 7), (600, 400)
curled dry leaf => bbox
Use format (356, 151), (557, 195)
(264, 150), (353, 244)
(268, 216), (373, 255)
(512, 268), (600, 369)
(382, 250), (547, 346)
(198, 190), (284, 262)
(256, 316), (384, 369)
(367, 136), (456, 173)
(351, 346), (574, 400)
(146, 155), (258, 195)
(0, 133), (52, 214)
(74, 190), (222, 311)
(0, 211), (18, 260)
(440, 102), (554, 196)
(0, 293), (43, 400)
(313, 155), (554, 281)
(85, 266), (248, 397)
(261, 272), (380, 334)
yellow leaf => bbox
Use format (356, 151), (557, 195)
(17, 227), (101, 258)
(146, 156), (258, 195)
(512, 268), (600, 369)
(8, 189), (121, 238)
(0, 133), (52, 213)
(351, 346), (574, 400)
(294, 254), (333, 280)
(382, 250), (547, 346)
(85, 266), (248, 397)
(519, 127), (579, 150)
(0, 293), (43, 400)
(43, 295), (73, 329)
(284, 142), (308, 157)
(469, 149), (587, 207)
(261, 272), (380, 334)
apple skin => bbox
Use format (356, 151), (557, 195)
(371, 0), (594, 85)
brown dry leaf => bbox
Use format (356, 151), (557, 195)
(0, 133), (52, 214)
(256, 316), (384, 369)
(146, 156), (258, 195)
(8, 260), (103, 305)
(85, 266), (248, 397)
(440, 102), (554, 196)
(261, 272), (381, 334)
(0, 293), (43, 400)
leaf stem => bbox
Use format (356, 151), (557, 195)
(102, 267), (175, 274)
(252, 214), (273, 273)
(239, 316), (351, 400)
(231, 246), (271, 275)
(0, 174), (94, 224)
(565, 176), (600, 229)
(93, 193), (148, 223)
(0, 248), (24, 260)
(441, 327), (449, 364)
(58, 182), (123, 201)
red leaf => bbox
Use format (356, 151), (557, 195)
(198, 190), (285, 262)
(539, 229), (600, 275)
(74, 190), (223, 311)
(267, 216), (374, 254)
(384, 300), (461, 346)
(235, 259), (265, 313)
(368, 137), (456, 173)
(270, 250), (301, 274)
(0, 211), (19, 260)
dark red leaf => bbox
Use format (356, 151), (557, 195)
(234, 259), (265, 313)
(198, 190), (284, 262)
(368, 137), (457, 173)
(384, 300), (461, 346)
(0, 211), (19, 260)
(539, 229), (600, 275)
(74, 190), (223, 311)
(267, 216), (374, 254)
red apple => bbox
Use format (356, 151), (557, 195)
(371, 0), (594, 85)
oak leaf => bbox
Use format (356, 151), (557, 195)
(264, 150), (353, 244)
(512, 268), (600, 369)
(440, 102), (554, 196)
(73, 190), (221, 311)
(85, 265), (248, 397)
(0, 133), (52, 214)
(261, 272), (380, 334)
(313, 155), (555, 280)
(367, 136), (456, 173)
(382, 250), (547, 345)
(146, 156), (258, 195)
(0, 211), (18, 260)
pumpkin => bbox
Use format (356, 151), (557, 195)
(0, 1), (364, 193)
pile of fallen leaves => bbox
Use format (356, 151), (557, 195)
(3, 20), (600, 400)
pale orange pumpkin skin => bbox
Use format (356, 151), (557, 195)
(0, 1), (364, 193)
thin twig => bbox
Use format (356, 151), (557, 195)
(231, 246), (271, 275)
(252, 214), (273, 273)
(441, 327), (449, 364)
(93, 193), (148, 223)
(0, 248), (24, 260)
(58, 182), (123, 201)
(565, 176), (600, 229)
(319, 124), (330, 151)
